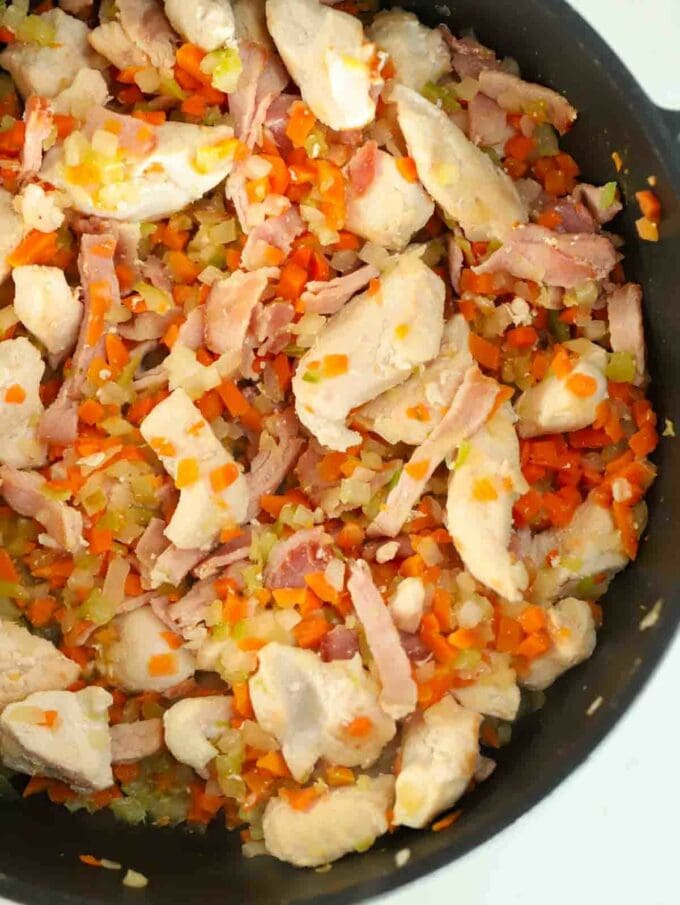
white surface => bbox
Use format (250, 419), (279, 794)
(380, 4), (679, 904)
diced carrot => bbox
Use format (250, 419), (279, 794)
(432, 809), (462, 832)
(277, 261), (308, 301)
(405, 459), (430, 480)
(536, 208), (563, 229)
(469, 333), (500, 371)
(459, 269), (499, 296)
(181, 92), (208, 118)
(166, 250), (201, 284)
(124, 573), (143, 597)
(77, 399), (105, 425)
(396, 156), (418, 182)
(0, 550), (18, 583)
(147, 653), (177, 676)
(286, 101), (316, 147)
(495, 615), (523, 653)
(105, 333), (129, 371)
(325, 765), (355, 786)
(333, 231), (361, 251)
(0, 120), (25, 155)
(79, 855), (103, 868)
(271, 352), (292, 392)
(27, 596), (57, 628)
(217, 379), (263, 432)
(336, 521), (365, 552)
(175, 43), (212, 86)
(629, 423), (658, 458)
(432, 587), (452, 634)
(612, 500), (638, 559)
(506, 325), (538, 348)
(279, 786), (321, 811)
(635, 190), (661, 223)
(209, 462), (239, 492)
(566, 372), (598, 398)
(132, 109), (166, 125)
(88, 521), (113, 554)
(7, 229), (58, 267)
(321, 353), (348, 378)
(518, 605), (547, 634)
(176, 457), (199, 488)
(161, 631), (183, 650)
(505, 133), (535, 161)
(232, 681), (253, 719)
(255, 750), (290, 778)
(344, 716), (373, 737)
(515, 630), (551, 659)
(472, 477), (498, 502)
(293, 614), (330, 648)
(113, 763), (140, 784)
(259, 490), (307, 518)
(305, 571), (339, 604)
(551, 345), (573, 378)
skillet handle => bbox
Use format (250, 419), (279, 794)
(656, 106), (680, 143)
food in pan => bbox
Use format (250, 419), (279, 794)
(0, 0), (659, 868)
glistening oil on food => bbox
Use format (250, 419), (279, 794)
(0, 0), (661, 872)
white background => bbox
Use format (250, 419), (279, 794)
(381, 3), (679, 904)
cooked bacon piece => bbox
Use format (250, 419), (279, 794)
(246, 408), (304, 519)
(230, 41), (289, 148)
(573, 182), (623, 225)
(347, 140), (379, 196)
(110, 718), (164, 763)
(192, 530), (252, 581)
(440, 26), (502, 79)
(347, 559), (417, 720)
(478, 70), (577, 135)
(20, 95), (53, 178)
(205, 268), (277, 364)
(473, 224), (617, 288)
(0, 465), (83, 553)
(241, 206), (305, 271)
(467, 91), (513, 149)
(320, 625), (359, 662)
(607, 283), (646, 385)
(263, 527), (334, 589)
(368, 366), (499, 538)
(301, 264), (379, 315)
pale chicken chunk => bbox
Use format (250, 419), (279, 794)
(515, 346), (608, 438)
(453, 653), (520, 721)
(88, 21), (149, 71)
(0, 687), (113, 792)
(163, 696), (232, 777)
(447, 403), (529, 602)
(345, 144), (433, 250)
(527, 497), (629, 606)
(41, 114), (240, 222)
(0, 187), (25, 285)
(394, 696), (480, 829)
(164, 0), (236, 51)
(293, 251), (445, 451)
(103, 607), (195, 693)
(13, 267), (82, 363)
(0, 620), (80, 711)
(249, 643), (395, 782)
(140, 388), (247, 550)
(367, 9), (451, 91)
(0, 338), (47, 469)
(51, 68), (109, 119)
(263, 774), (395, 867)
(266, 0), (379, 130)
(521, 597), (596, 691)
(388, 576), (425, 634)
(357, 315), (471, 445)
(392, 85), (527, 242)
(0, 9), (105, 100)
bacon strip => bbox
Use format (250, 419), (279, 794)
(478, 69), (577, 135)
(347, 559), (417, 720)
(0, 465), (83, 553)
(301, 264), (379, 315)
(368, 366), (499, 538)
(607, 283), (645, 386)
(21, 95), (53, 178)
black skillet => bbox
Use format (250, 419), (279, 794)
(0, 0), (678, 902)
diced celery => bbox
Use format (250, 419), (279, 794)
(455, 440), (471, 469)
(532, 122), (559, 157)
(598, 181), (617, 211)
(132, 281), (173, 315)
(563, 280), (598, 308)
(201, 47), (242, 93)
(548, 309), (570, 343)
(79, 588), (115, 626)
(421, 80), (461, 113)
(15, 14), (55, 46)
(454, 648), (482, 670)
(606, 351), (636, 383)
(303, 127), (329, 159)
(110, 796), (146, 825)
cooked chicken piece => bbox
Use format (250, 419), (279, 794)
(0, 188), (25, 285)
(12, 267), (82, 364)
(367, 9), (451, 91)
(88, 21), (149, 70)
(51, 67), (109, 119)
(0, 687), (113, 792)
(233, 0), (273, 50)
(344, 142), (433, 250)
(163, 696), (232, 777)
(140, 388), (248, 550)
(0, 465), (83, 552)
(521, 597), (596, 691)
(41, 112), (240, 222)
(249, 642), (395, 782)
(13, 184), (66, 234)
(516, 339), (608, 438)
(116, 0), (176, 71)
(453, 653), (520, 721)
(347, 560), (417, 719)
(0, 9), (105, 99)
(0, 338), (47, 469)
(526, 497), (629, 606)
(393, 695), (480, 828)
(110, 718), (164, 764)
(392, 84), (527, 242)
(0, 620), (80, 711)
(389, 576), (425, 634)
(103, 607), (195, 693)
(447, 403), (529, 602)
(263, 774), (395, 867)
(266, 0), (379, 130)
(293, 250), (444, 451)
(165, 0), (236, 51)
(357, 315), (472, 445)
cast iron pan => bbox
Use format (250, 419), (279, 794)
(0, 1), (678, 902)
